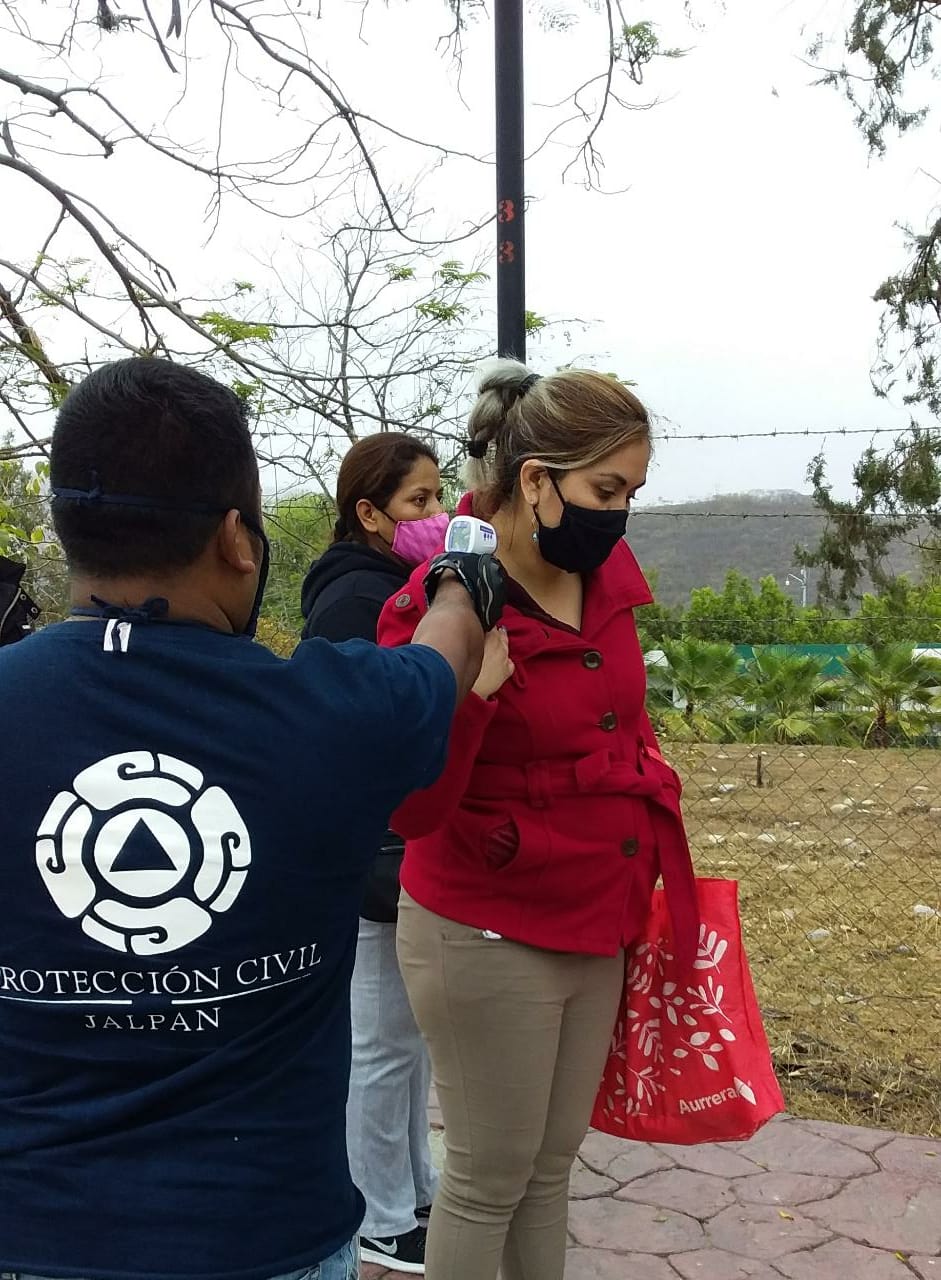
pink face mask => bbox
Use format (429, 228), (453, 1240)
(388, 511), (449, 566)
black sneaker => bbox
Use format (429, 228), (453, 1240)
(360, 1224), (427, 1274)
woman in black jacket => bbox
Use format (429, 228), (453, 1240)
(301, 433), (449, 1275)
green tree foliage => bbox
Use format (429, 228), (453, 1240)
(812, 2), (934, 154)
(683, 572), (799, 645)
(0, 445), (67, 620)
(849, 577), (941, 643)
(254, 616), (300, 659)
(798, 431), (941, 604)
(637, 568), (941, 647)
(741, 649), (829, 745)
(822, 644), (941, 748)
(261, 495), (336, 633)
(798, 5), (941, 604)
(813, 3), (941, 411)
(640, 567), (941, 747)
(806, 4), (941, 603)
(633, 568), (684, 648)
(197, 313), (274, 345)
(647, 635), (941, 749)
(0, 447), (44, 549)
(647, 639), (743, 742)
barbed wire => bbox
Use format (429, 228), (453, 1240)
(657, 425), (939, 442)
(4, 423), (937, 466)
(633, 616), (941, 626)
(631, 509), (941, 520)
(14, 493), (937, 521)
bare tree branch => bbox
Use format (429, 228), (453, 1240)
(0, 153), (163, 344)
(0, 282), (65, 387)
(141, 0), (179, 71)
(0, 67), (116, 157)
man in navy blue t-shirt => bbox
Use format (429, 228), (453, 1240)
(0, 359), (492, 1280)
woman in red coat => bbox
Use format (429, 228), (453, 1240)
(378, 360), (697, 1280)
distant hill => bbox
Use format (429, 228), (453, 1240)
(626, 490), (917, 605)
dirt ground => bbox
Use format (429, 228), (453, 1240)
(666, 741), (941, 1136)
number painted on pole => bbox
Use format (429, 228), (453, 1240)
(498, 240), (516, 264)
(497, 199), (516, 223)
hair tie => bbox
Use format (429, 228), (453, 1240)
(516, 372), (541, 399)
(467, 438), (488, 459)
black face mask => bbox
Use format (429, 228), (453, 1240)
(534, 474), (629, 574)
(52, 481), (269, 637)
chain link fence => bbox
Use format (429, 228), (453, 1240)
(646, 634), (941, 1137)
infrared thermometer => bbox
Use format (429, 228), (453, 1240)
(444, 515), (498, 555)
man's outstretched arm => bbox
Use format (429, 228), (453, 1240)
(410, 576), (486, 704)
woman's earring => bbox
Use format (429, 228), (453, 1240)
(531, 505), (539, 543)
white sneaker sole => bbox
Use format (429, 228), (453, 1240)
(360, 1245), (425, 1274)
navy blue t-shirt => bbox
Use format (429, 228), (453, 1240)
(0, 618), (455, 1280)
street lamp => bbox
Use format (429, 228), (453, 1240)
(785, 567), (809, 609)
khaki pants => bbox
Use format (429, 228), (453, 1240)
(396, 892), (624, 1280)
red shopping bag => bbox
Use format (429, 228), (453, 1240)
(591, 878), (785, 1145)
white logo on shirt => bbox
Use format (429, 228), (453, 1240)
(35, 751), (251, 955)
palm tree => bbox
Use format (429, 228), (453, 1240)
(828, 645), (941, 747)
(648, 640), (744, 742)
(742, 649), (828, 744)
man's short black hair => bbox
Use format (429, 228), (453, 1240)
(51, 358), (259, 577)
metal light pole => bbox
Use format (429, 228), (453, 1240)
(494, 0), (526, 361)
(785, 568), (809, 609)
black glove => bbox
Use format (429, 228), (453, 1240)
(423, 552), (506, 631)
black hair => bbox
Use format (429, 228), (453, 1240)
(334, 432), (439, 544)
(51, 358), (259, 576)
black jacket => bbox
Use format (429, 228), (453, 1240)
(301, 540), (410, 922)
(0, 557), (39, 648)
(301, 540), (409, 643)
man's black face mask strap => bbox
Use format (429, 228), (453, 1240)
(52, 474), (261, 532)
(52, 472), (226, 517)
(53, 476), (268, 637)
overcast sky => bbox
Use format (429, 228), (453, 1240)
(2, 0), (935, 506)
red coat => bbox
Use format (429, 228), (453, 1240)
(378, 496), (698, 960)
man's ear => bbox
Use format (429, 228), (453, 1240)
(218, 510), (257, 575)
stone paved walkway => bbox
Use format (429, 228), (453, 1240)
(362, 1114), (941, 1278)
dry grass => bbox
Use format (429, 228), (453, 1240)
(667, 741), (941, 1137)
